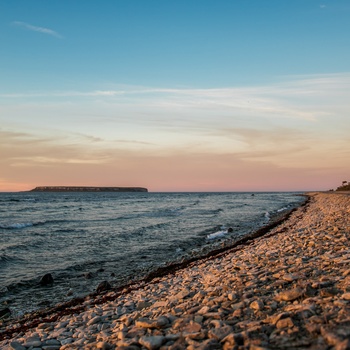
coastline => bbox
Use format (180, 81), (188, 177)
(1, 192), (349, 349)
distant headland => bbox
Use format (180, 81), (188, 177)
(30, 186), (148, 192)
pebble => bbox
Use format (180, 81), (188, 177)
(1, 193), (350, 349)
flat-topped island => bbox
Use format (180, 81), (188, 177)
(30, 186), (148, 192)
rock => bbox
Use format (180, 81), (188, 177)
(87, 315), (102, 326)
(341, 292), (350, 300)
(84, 272), (94, 279)
(136, 301), (152, 310)
(335, 339), (350, 350)
(96, 341), (112, 349)
(0, 307), (11, 318)
(23, 340), (42, 347)
(321, 326), (344, 346)
(96, 280), (112, 293)
(264, 312), (290, 325)
(275, 287), (303, 301)
(208, 325), (233, 341)
(276, 317), (294, 329)
(135, 318), (157, 329)
(9, 342), (26, 350)
(222, 333), (244, 346)
(139, 335), (165, 350)
(40, 273), (54, 286)
(156, 315), (170, 328)
(250, 299), (264, 311)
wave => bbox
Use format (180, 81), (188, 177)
(0, 253), (23, 266)
(0, 219), (67, 230)
(0, 198), (37, 203)
(0, 222), (35, 229)
(206, 230), (227, 240)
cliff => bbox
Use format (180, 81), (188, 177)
(30, 186), (148, 192)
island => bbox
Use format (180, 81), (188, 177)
(30, 186), (148, 192)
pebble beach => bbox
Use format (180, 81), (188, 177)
(1, 192), (350, 350)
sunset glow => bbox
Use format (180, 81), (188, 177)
(1, 1), (350, 192)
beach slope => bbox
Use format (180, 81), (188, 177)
(1, 192), (350, 349)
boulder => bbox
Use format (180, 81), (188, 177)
(96, 281), (112, 293)
(39, 273), (54, 286)
(0, 307), (11, 319)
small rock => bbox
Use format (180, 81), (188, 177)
(40, 273), (54, 286)
(341, 292), (350, 300)
(135, 318), (157, 329)
(139, 335), (165, 350)
(23, 340), (42, 347)
(0, 307), (11, 319)
(96, 281), (112, 293)
(276, 317), (294, 329)
(84, 272), (94, 279)
(9, 342), (26, 350)
(275, 287), (303, 301)
(222, 333), (244, 346)
(156, 315), (169, 328)
(88, 315), (103, 326)
(208, 325), (233, 341)
(250, 299), (264, 311)
(136, 301), (152, 310)
(96, 341), (112, 349)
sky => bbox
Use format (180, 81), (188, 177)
(1, 0), (350, 192)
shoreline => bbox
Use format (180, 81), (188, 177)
(0, 195), (308, 339)
(1, 192), (350, 349)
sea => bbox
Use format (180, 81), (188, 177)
(0, 191), (305, 318)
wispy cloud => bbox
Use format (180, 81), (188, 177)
(12, 21), (63, 38)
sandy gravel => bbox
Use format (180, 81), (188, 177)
(1, 192), (350, 349)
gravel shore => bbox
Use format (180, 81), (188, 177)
(1, 192), (349, 349)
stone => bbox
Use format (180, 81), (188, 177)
(87, 315), (102, 326)
(9, 342), (26, 350)
(136, 300), (152, 310)
(222, 333), (244, 346)
(0, 307), (11, 318)
(156, 315), (170, 328)
(139, 335), (165, 350)
(135, 318), (157, 328)
(96, 281), (112, 293)
(208, 325), (233, 341)
(341, 292), (350, 300)
(275, 287), (303, 301)
(40, 273), (54, 286)
(250, 299), (264, 311)
(85, 272), (94, 279)
(96, 341), (112, 349)
(23, 340), (42, 347)
(276, 317), (294, 329)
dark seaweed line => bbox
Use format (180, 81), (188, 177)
(0, 195), (310, 340)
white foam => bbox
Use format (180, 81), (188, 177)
(206, 230), (227, 240)
(2, 222), (34, 229)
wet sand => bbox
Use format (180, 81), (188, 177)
(1, 192), (349, 349)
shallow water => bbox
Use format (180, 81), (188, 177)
(0, 191), (304, 316)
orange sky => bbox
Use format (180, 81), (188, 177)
(1, 75), (350, 192)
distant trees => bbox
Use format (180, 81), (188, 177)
(336, 180), (350, 191)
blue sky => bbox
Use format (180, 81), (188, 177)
(1, 0), (350, 191)
(2, 0), (350, 90)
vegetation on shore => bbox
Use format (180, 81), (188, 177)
(336, 180), (350, 191)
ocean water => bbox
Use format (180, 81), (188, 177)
(0, 192), (305, 317)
